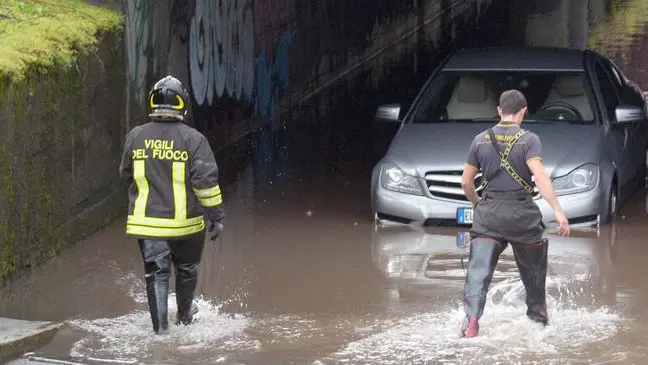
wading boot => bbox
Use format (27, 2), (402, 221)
(175, 261), (200, 325)
(512, 238), (549, 326)
(139, 240), (172, 335)
(176, 301), (199, 325)
(145, 273), (170, 335)
(462, 236), (507, 338)
(460, 315), (479, 338)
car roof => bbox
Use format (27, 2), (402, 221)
(443, 46), (587, 72)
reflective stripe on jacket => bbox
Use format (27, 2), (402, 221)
(118, 120), (224, 239)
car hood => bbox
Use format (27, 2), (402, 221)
(386, 122), (601, 177)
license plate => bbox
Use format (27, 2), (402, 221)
(456, 231), (471, 248)
(456, 207), (473, 225)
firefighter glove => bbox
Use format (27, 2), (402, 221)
(207, 220), (223, 240)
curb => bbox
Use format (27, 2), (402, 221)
(0, 318), (63, 362)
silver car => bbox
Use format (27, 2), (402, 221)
(371, 46), (647, 228)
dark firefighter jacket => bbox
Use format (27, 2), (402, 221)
(118, 120), (224, 240)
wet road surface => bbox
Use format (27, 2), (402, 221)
(5, 1), (648, 364)
(2, 123), (648, 365)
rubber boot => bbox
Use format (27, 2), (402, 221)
(145, 273), (170, 334)
(460, 316), (479, 338)
(139, 240), (172, 335)
(175, 261), (200, 325)
(461, 236), (507, 337)
(512, 238), (549, 326)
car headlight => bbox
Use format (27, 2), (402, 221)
(380, 162), (425, 196)
(552, 163), (599, 195)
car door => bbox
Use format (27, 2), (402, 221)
(604, 59), (646, 183)
(590, 58), (633, 194)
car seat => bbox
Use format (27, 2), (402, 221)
(446, 76), (498, 120)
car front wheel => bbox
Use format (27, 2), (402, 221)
(600, 182), (618, 225)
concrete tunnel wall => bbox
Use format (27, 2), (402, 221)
(1, 0), (647, 286)
(0, 30), (126, 286)
(124, 0), (496, 147)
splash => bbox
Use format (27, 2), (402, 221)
(68, 293), (255, 363)
(320, 276), (625, 365)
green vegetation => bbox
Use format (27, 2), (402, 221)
(587, 0), (648, 55)
(0, 0), (123, 81)
(0, 1), (126, 283)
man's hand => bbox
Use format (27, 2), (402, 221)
(554, 210), (570, 236)
(207, 220), (223, 240)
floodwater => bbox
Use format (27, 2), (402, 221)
(5, 0), (648, 364)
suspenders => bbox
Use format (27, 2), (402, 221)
(483, 128), (535, 194)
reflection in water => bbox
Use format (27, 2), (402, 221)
(362, 224), (627, 364)
(371, 224), (622, 307)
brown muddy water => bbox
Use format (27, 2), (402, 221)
(4, 0), (648, 364)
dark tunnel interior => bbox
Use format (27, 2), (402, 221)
(212, 0), (631, 208)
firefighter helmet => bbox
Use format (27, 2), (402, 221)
(148, 75), (189, 120)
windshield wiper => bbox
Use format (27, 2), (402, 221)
(411, 118), (499, 124)
(438, 118), (498, 123)
(524, 119), (591, 124)
(523, 119), (556, 124)
(470, 118), (499, 123)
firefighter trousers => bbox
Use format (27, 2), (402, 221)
(463, 191), (549, 325)
(138, 231), (205, 334)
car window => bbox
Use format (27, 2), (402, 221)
(594, 61), (620, 120)
(410, 70), (595, 124)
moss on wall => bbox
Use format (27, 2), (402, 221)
(587, 0), (648, 55)
(0, 1), (126, 284)
(0, 0), (122, 82)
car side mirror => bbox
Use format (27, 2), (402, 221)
(374, 104), (401, 122)
(614, 104), (644, 124)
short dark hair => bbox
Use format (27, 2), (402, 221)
(499, 89), (527, 115)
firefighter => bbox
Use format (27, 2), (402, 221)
(459, 89), (570, 338)
(118, 75), (225, 335)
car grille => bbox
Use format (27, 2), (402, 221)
(424, 170), (539, 201)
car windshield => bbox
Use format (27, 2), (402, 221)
(411, 70), (595, 124)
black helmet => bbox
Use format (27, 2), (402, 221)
(148, 75), (189, 120)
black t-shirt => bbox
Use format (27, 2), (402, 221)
(465, 121), (542, 192)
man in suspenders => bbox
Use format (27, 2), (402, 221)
(459, 89), (570, 338)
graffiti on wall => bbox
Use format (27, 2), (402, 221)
(125, 0), (154, 106)
(124, 0), (297, 131)
(124, 0), (490, 135)
(189, 0), (256, 106)
(187, 0), (296, 122)
(252, 0), (296, 121)
(254, 24), (295, 121)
